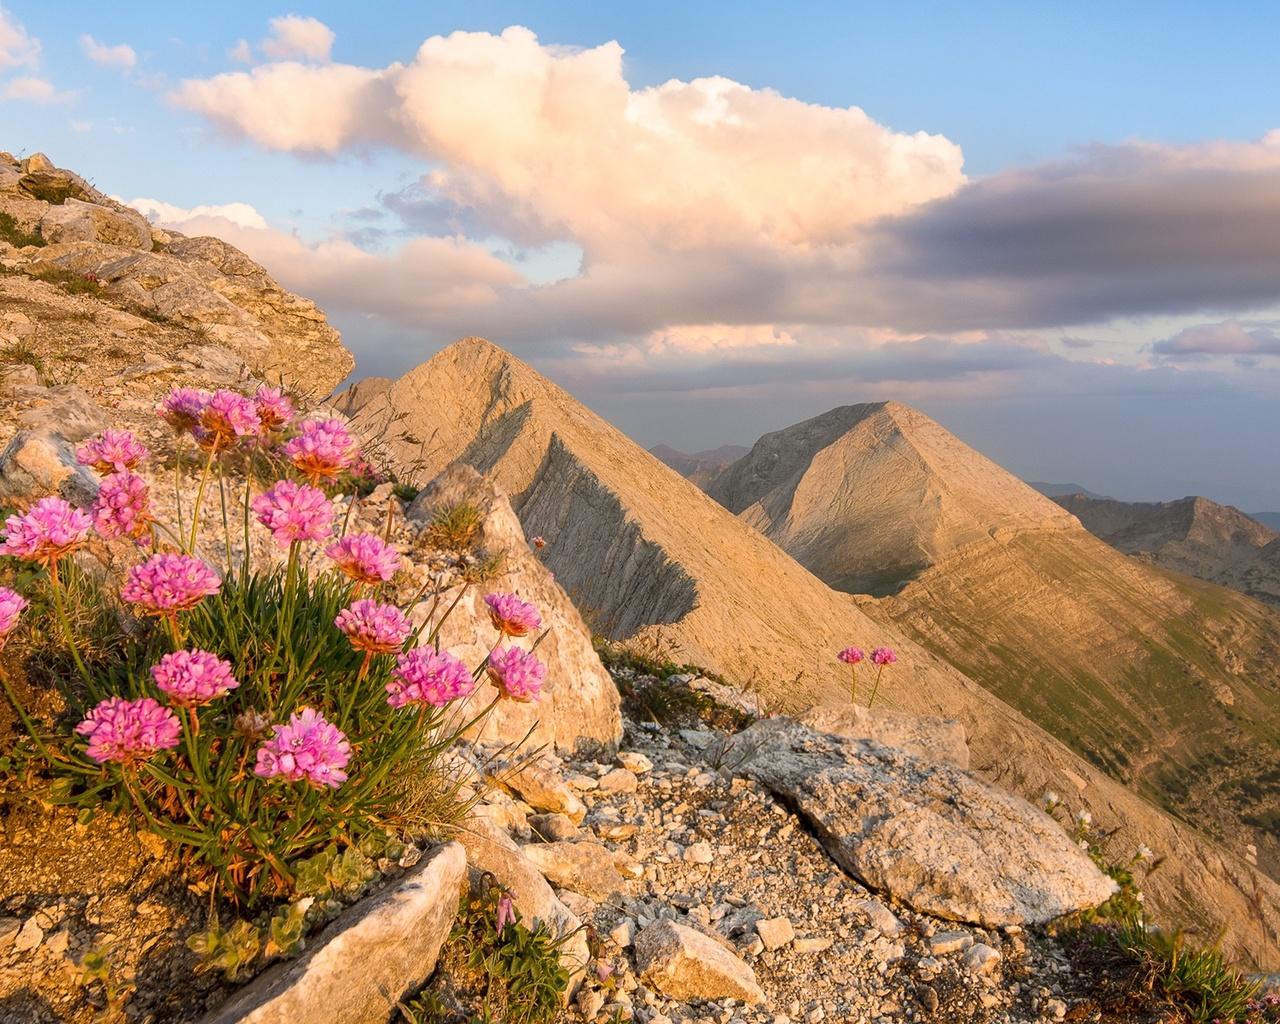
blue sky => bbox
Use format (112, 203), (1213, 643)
(4, 2), (1280, 509)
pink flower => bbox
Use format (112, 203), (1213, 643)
(0, 587), (27, 646)
(335, 599), (411, 655)
(283, 419), (356, 482)
(76, 430), (149, 473)
(254, 708), (351, 789)
(837, 647), (864, 665)
(871, 648), (897, 666)
(121, 553), (221, 615)
(531, 536), (546, 549)
(76, 696), (181, 765)
(326, 533), (400, 585)
(92, 472), (152, 542)
(158, 387), (210, 435)
(196, 389), (260, 452)
(151, 649), (240, 708)
(484, 593), (541, 639)
(251, 480), (333, 549)
(486, 646), (545, 703)
(387, 647), (474, 708)
(254, 385), (294, 433)
(495, 891), (515, 937)
(1, 497), (92, 567)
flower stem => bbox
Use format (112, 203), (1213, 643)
(868, 666), (886, 709)
(48, 560), (92, 693)
(188, 449), (217, 554)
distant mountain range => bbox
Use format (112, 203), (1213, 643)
(1025, 481), (1113, 500)
(344, 338), (1280, 964)
(649, 444), (749, 489)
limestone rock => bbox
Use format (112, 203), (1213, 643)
(501, 762), (589, 824)
(198, 842), (465, 1024)
(519, 840), (638, 901)
(797, 704), (970, 770)
(635, 918), (765, 1005)
(0, 431), (98, 506)
(755, 916), (794, 950)
(455, 814), (590, 997)
(15, 384), (111, 442)
(736, 719), (1116, 928)
(529, 813), (581, 842)
(407, 464), (623, 756)
(39, 198), (151, 249)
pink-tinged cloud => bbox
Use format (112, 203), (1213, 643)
(146, 210), (522, 321)
(0, 6), (38, 70)
(171, 26), (966, 255)
(3, 76), (71, 104)
(1154, 320), (1280, 357)
(260, 15), (336, 63)
(80, 35), (136, 71)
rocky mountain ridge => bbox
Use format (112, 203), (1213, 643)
(1056, 492), (1280, 611)
(347, 337), (1280, 967)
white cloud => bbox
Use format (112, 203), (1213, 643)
(228, 39), (252, 64)
(80, 34), (136, 70)
(260, 15), (335, 63)
(3, 76), (71, 104)
(0, 5), (38, 70)
(128, 197), (270, 230)
(172, 25), (966, 255)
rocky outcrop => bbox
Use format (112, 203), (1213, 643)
(0, 151), (352, 396)
(199, 842), (465, 1024)
(797, 703), (970, 770)
(405, 464), (623, 756)
(1057, 492), (1280, 610)
(734, 719), (1116, 927)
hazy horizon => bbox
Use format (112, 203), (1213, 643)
(4, 2), (1280, 507)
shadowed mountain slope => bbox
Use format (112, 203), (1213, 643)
(347, 339), (1280, 965)
(703, 402), (1280, 886)
(1056, 493), (1280, 611)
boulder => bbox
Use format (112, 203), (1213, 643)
(0, 431), (98, 507)
(518, 840), (640, 901)
(39, 198), (151, 249)
(199, 842), (465, 1024)
(501, 761), (589, 823)
(634, 919), (765, 1005)
(735, 718), (1115, 927)
(406, 464), (624, 756)
(796, 704), (970, 770)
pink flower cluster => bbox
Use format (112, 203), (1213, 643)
(1, 496), (92, 566)
(252, 480), (333, 549)
(484, 593), (541, 639)
(486, 646), (545, 703)
(76, 696), (181, 765)
(388, 648), (474, 708)
(871, 648), (897, 666)
(158, 388), (211, 435)
(326, 533), (400, 585)
(151, 649), (240, 708)
(76, 429), (149, 474)
(92, 472), (152, 542)
(336, 599), (411, 654)
(837, 647), (864, 665)
(122, 553), (221, 615)
(284, 419), (356, 482)
(254, 385), (294, 433)
(197, 390), (260, 451)
(0, 586), (27, 646)
(255, 708), (351, 789)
